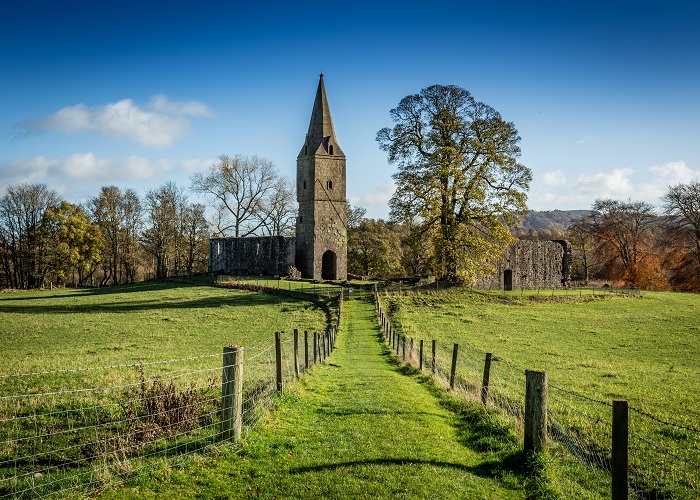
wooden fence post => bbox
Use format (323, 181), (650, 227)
(449, 343), (459, 390)
(524, 370), (548, 453)
(321, 332), (326, 360)
(481, 352), (492, 404)
(304, 330), (309, 370)
(396, 333), (400, 356)
(313, 332), (318, 364)
(612, 399), (629, 500)
(419, 339), (424, 371)
(293, 329), (299, 379)
(402, 336), (406, 360)
(275, 332), (283, 393)
(409, 338), (414, 361)
(432, 340), (436, 374)
(221, 346), (243, 442)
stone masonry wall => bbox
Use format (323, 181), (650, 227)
(208, 236), (296, 276)
(474, 240), (571, 290)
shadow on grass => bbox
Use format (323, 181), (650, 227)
(288, 456), (507, 477)
(0, 278), (333, 318)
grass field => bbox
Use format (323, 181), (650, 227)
(0, 279), (334, 498)
(382, 288), (700, 497)
(0, 278), (329, 378)
(100, 298), (531, 499)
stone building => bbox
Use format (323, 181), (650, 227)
(207, 77), (569, 289)
(208, 75), (348, 280)
(473, 240), (572, 290)
(208, 236), (295, 276)
(295, 74), (348, 280)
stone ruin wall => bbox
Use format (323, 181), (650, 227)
(208, 236), (296, 276)
(474, 240), (572, 290)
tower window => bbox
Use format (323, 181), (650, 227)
(299, 216), (303, 223)
(303, 180), (307, 189)
(327, 180), (333, 189)
(304, 145), (308, 155)
(329, 144), (334, 155)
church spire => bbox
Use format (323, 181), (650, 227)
(301, 74), (344, 157)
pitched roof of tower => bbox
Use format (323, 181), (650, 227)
(301, 74), (344, 157)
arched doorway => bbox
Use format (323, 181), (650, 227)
(504, 269), (513, 291)
(321, 250), (337, 280)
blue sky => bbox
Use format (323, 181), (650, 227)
(1, 0), (698, 219)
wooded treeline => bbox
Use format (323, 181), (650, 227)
(347, 181), (700, 292)
(0, 155), (296, 289)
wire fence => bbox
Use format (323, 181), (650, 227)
(375, 289), (699, 499)
(0, 290), (342, 499)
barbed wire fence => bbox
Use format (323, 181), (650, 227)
(0, 290), (342, 499)
(374, 287), (698, 499)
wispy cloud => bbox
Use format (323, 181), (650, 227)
(541, 169), (567, 187)
(533, 161), (700, 209)
(348, 181), (396, 218)
(576, 135), (593, 145)
(20, 96), (214, 148)
(0, 153), (212, 197)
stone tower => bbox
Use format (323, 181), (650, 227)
(295, 74), (347, 280)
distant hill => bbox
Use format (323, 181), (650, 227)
(511, 209), (589, 239)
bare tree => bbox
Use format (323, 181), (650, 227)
(579, 199), (660, 287)
(191, 154), (279, 237)
(661, 181), (700, 290)
(142, 183), (210, 278)
(181, 203), (210, 274)
(0, 183), (60, 288)
(141, 182), (184, 279)
(259, 177), (297, 237)
(87, 186), (142, 285)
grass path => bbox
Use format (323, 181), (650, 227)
(105, 298), (524, 498)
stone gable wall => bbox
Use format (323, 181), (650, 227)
(474, 240), (571, 290)
(208, 236), (296, 276)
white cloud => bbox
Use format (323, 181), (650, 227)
(576, 136), (593, 144)
(648, 160), (698, 185)
(348, 181), (396, 210)
(0, 154), (213, 198)
(531, 160), (700, 210)
(22, 96), (214, 148)
(573, 167), (634, 196)
(542, 169), (566, 187)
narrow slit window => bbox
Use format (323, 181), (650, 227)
(303, 180), (307, 189)
(304, 145), (308, 155)
(327, 180), (333, 189)
(329, 144), (334, 155)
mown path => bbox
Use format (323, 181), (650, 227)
(106, 298), (524, 499)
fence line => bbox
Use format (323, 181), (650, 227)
(0, 290), (342, 499)
(374, 288), (698, 499)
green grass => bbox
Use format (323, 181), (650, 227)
(100, 298), (529, 499)
(0, 278), (329, 378)
(0, 279), (333, 498)
(385, 289), (698, 424)
(383, 288), (700, 498)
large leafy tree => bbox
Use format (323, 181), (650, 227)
(42, 202), (103, 285)
(377, 84), (531, 282)
(348, 219), (403, 278)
